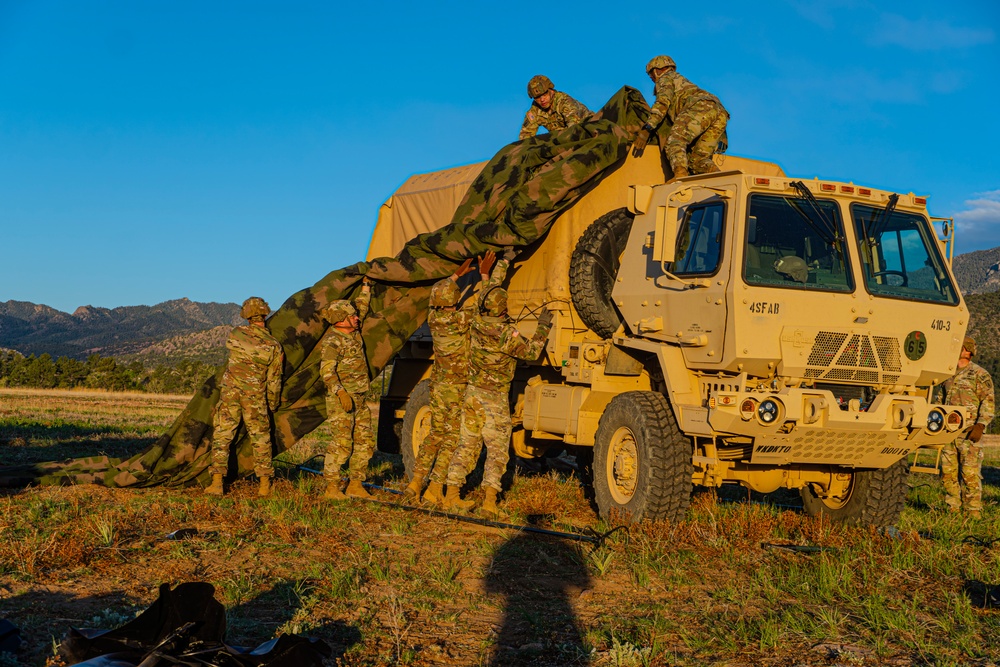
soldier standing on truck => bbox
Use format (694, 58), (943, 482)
(206, 297), (284, 498)
(405, 250), (512, 504)
(630, 55), (729, 180)
(519, 75), (591, 141)
(941, 335), (994, 519)
(443, 288), (554, 515)
(320, 277), (375, 501)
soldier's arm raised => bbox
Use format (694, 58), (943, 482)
(355, 278), (372, 321)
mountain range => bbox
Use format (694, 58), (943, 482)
(2, 243), (998, 367)
(0, 298), (241, 362)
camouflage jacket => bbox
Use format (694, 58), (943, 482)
(943, 361), (995, 427)
(519, 91), (591, 140)
(647, 70), (725, 131)
(221, 324), (284, 407)
(467, 314), (552, 390)
(429, 259), (510, 385)
(320, 288), (371, 395)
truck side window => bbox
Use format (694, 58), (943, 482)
(670, 203), (725, 276)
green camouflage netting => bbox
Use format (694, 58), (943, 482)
(0, 87), (652, 488)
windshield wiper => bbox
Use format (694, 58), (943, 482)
(866, 193), (900, 245)
(787, 181), (844, 255)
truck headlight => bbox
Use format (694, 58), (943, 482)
(927, 410), (944, 433)
(757, 399), (781, 425)
(740, 398), (758, 421)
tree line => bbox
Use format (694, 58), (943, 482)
(0, 350), (216, 395)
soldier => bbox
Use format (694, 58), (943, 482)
(206, 297), (284, 498)
(443, 287), (554, 516)
(519, 75), (591, 141)
(404, 249), (512, 505)
(320, 277), (375, 500)
(630, 55), (729, 180)
(941, 335), (994, 518)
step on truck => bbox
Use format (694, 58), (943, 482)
(370, 152), (969, 526)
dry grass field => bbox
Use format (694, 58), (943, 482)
(0, 388), (998, 667)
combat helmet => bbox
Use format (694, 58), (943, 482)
(773, 256), (809, 284)
(645, 55), (676, 74)
(527, 75), (554, 99)
(480, 286), (508, 317)
(240, 297), (270, 320)
(323, 300), (357, 324)
(963, 335), (977, 356)
(429, 279), (461, 308)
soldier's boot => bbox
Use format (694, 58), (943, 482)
(668, 165), (689, 183)
(205, 474), (225, 496)
(324, 481), (347, 501)
(346, 479), (371, 499)
(257, 476), (272, 498)
(422, 481), (445, 505)
(442, 485), (475, 512)
(480, 488), (504, 518)
(403, 472), (425, 502)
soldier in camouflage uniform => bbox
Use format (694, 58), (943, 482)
(404, 250), (513, 505)
(631, 55), (729, 180)
(941, 336), (994, 518)
(444, 288), (553, 515)
(320, 277), (375, 500)
(207, 297), (284, 498)
(519, 75), (591, 141)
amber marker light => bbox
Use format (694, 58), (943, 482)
(754, 178), (770, 186)
(820, 183), (835, 192)
(946, 411), (963, 432)
(740, 398), (758, 421)
(841, 186), (854, 194)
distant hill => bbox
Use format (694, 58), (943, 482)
(951, 247), (1000, 295)
(0, 298), (241, 361)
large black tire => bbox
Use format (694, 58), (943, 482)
(593, 391), (692, 522)
(799, 459), (909, 526)
(570, 208), (634, 339)
(400, 379), (432, 481)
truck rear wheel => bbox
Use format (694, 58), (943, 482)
(570, 208), (634, 339)
(400, 379), (431, 481)
(799, 459), (909, 526)
(593, 391), (692, 522)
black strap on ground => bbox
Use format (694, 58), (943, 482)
(287, 457), (620, 548)
(762, 542), (838, 554)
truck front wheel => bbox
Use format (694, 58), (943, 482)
(399, 379), (432, 481)
(593, 391), (692, 522)
(799, 459), (909, 526)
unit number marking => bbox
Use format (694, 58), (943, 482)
(749, 301), (780, 315)
(930, 319), (951, 331)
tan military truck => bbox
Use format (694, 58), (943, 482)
(370, 151), (969, 526)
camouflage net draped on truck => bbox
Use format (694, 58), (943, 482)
(0, 87), (653, 488)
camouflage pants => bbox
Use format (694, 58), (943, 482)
(664, 98), (729, 175)
(324, 392), (375, 482)
(941, 437), (984, 511)
(446, 385), (511, 492)
(419, 380), (467, 485)
(210, 385), (274, 477)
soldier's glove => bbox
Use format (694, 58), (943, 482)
(537, 308), (554, 328)
(968, 422), (985, 443)
(337, 389), (354, 413)
(502, 246), (517, 262)
(631, 124), (653, 158)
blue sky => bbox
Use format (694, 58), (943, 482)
(1, 0), (997, 313)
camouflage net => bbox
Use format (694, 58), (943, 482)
(0, 87), (651, 488)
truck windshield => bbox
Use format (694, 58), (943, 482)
(851, 204), (959, 304)
(743, 194), (852, 291)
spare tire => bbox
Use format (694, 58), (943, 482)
(570, 208), (634, 339)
